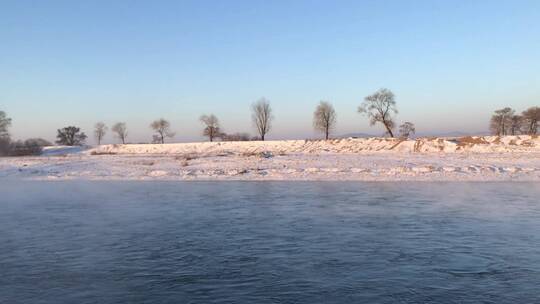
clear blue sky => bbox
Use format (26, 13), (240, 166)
(1, 0), (539, 143)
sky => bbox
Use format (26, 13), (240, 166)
(0, 0), (539, 144)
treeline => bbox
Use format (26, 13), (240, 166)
(59, 88), (417, 146)
(1, 89), (417, 151)
(490, 107), (540, 135)
(8, 89), (539, 152)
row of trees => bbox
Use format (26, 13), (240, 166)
(3, 89), (419, 148)
(56, 122), (130, 146)
(5, 92), (539, 152)
(242, 89), (416, 141)
(249, 90), (416, 140)
(49, 89), (540, 150)
(74, 89), (414, 145)
(313, 89), (416, 139)
(82, 115), (238, 146)
(490, 107), (540, 135)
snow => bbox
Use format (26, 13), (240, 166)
(41, 145), (88, 156)
(0, 136), (539, 181)
(89, 135), (540, 155)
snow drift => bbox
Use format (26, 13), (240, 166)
(90, 135), (540, 156)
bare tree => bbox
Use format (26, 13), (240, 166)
(56, 126), (87, 146)
(112, 122), (128, 144)
(0, 111), (11, 138)
(150, 118), (175, 144)
(199, 114), (221, 142)
(251, 98), (273, 141)
(489, 117), (501, 135)
(0, 111), (12, 155)
(490, 107), (514, 135)
(522, 106), (540, 135)
(313, 101), (337, 140)
(399, 122), (416, 138)
(510, 115), (524, 135)
(358, 88), (398, 137)
(94, 122), (108, 145)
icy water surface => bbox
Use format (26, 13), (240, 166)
(1, 181), (540, 303)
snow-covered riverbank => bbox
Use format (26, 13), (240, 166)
(1, 136), (539, 181)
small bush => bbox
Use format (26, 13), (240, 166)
(175, 153), (198, 166)
(183, 153), (198, 161)
(241, 151), (274, 158)
(0, 137), (10, 156)
(90, 151), (117, 155)
(220, 132), (251, 141)
(241, 151), (258, 157)
(25, 138), (52, 147)
(7, 140), (43, 156)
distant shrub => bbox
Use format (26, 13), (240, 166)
(0, 137), (10, 156)
(25, 138), (52, 147)
(241, 151), (274, 158)
(184, 153), (198, 161)
(176, 153), (198, 166)
(90, 151), (117, 155)
(241, 151), (258, 157)
(220, 132), (252, 142)
(0, 110), (12, 156)
(7, 140), (43, 156)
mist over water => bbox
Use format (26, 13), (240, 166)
(1, 181), (540, 303)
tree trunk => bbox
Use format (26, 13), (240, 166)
(385, 125), (394, 137)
